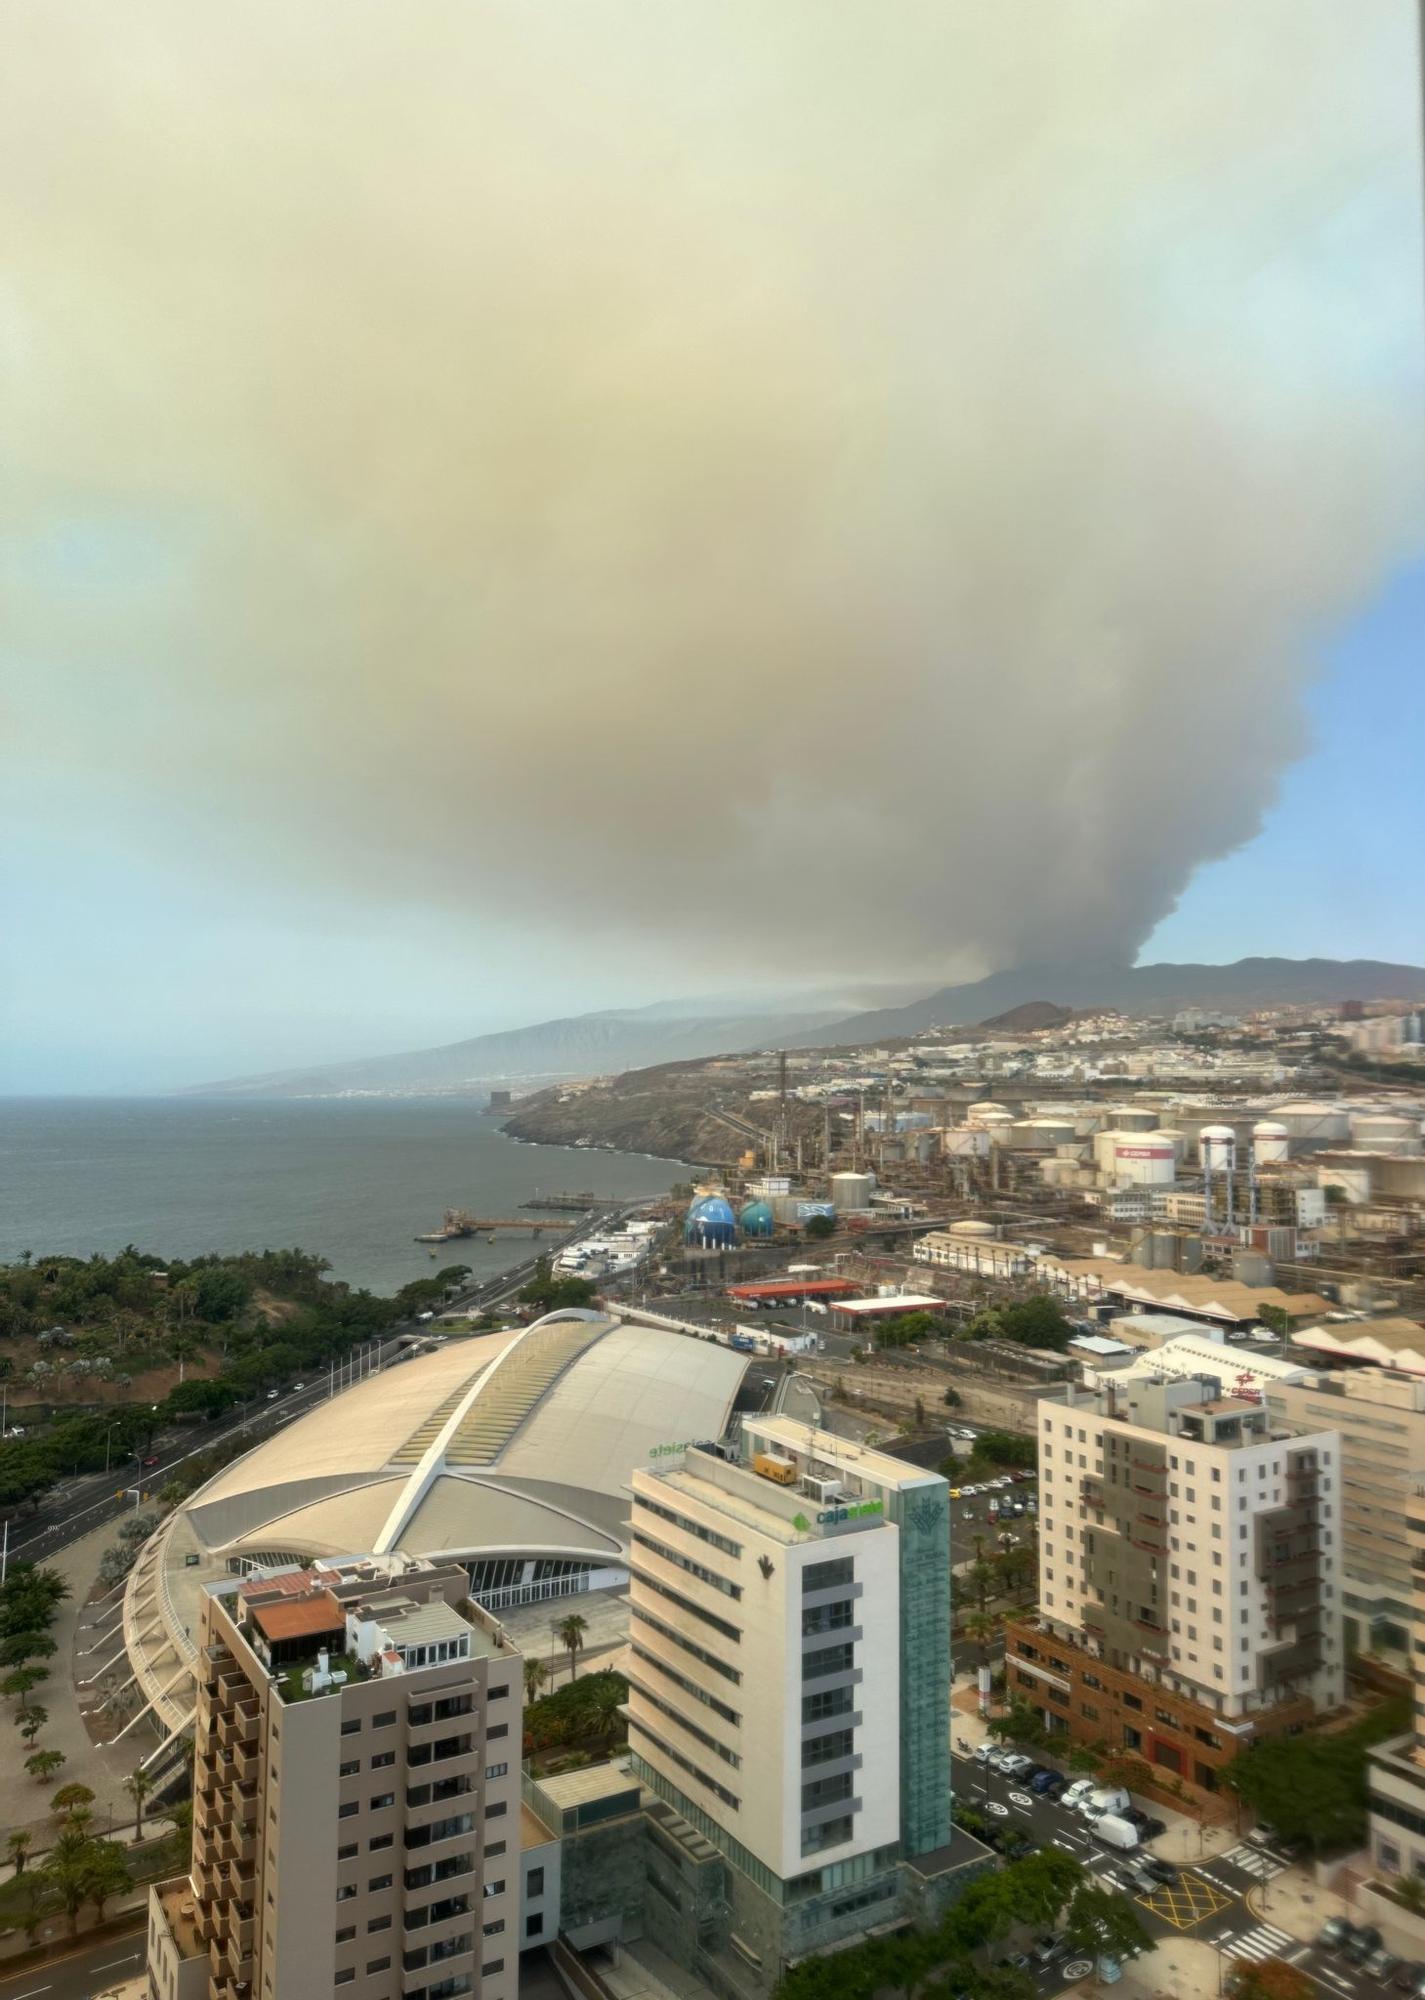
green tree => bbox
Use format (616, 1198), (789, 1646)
(16, 1702), (48, 1745)
(965, 1560), (997, 1612)
(1223, 1700), (1407, 1856)
(6, 1828), (32, 1875)
(16, 1871), (51, 1943)
(84, 1838), (133, 1922)
(967, 1429), (1038, 1471)
(1, 1665), (47, 1703)
(51, 1781), (96, 1824)
(26, 1747), (65, 1783)
(522, 1657), (548, 1705)
(0, 1631), (57, 1667)
(557, 1613), (588, 1683)
(942, 1387), (962, 1408)
(1062, 1882), (1154, 1968)
(803, 1214), (836, 1241)
(40, 1828), (94, 1937)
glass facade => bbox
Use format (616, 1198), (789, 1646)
(889, 1481), (953, 1855)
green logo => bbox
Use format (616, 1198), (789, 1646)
(792, 1512), (812, 1532)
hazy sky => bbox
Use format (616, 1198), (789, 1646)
(4, 2), (1423, 1093)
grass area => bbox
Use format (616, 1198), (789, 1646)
(276, 1650), (363, 1704)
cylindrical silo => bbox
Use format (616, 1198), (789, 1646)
(830, 1171), (876, 1211)
(1318, 1164), (1371, 1204)
(1252, 1120), (1291, 1165)
(1113, 1137), (1177, 1186)
(1110, 1106), (1159, 1133)
(1350, 1113), (1423, 1156)
(1199, 1124), (1237, 1172)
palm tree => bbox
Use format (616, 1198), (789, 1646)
(124, 1767), (155, 1840)
(6, 1829), (32, 1876)
(41, 1830), (93, 1938)
(585, 1676), (627, 1742)
(963, 1610), (1000, 1649)
(522, 1658), (548, 1706)
(556, 1614), (588, 1684)
(85, 1840), (132, 1922)
(17, 1872), (50, 1943)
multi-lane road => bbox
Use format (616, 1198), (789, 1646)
(953, 1751), (1385, 1999)
(0, 1925), (145, 2000)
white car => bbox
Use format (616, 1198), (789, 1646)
(973, 1743), (997, 1765)
(1060, 1779), (1097, 1811)
(999, 1753), (1035, 1780)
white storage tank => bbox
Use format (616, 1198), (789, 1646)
(1318, 1163), (1371, 1205)
(1199, 1124), (1237, 1172)
(949, 1218), (997, 1238)
(1109, 1106), (1159, 1132)
(830, 1171), (876, 1211)
(1350, 1113), (1423, 1156)
(1040, 1157), (1081, 1187)
(1275, 1100), (1351, 1144)
(1252, 1120), (1291, 1165)
(1152, 1127), (1186, 1160)
(1113, 1136), (1177, 1186)
(1029, 1115), (1078, 1147)
(967, 1101), (1010, 1119)
(938, 1126), (990, 1158)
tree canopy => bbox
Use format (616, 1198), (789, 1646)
(1224, 1697), (1409, 1855)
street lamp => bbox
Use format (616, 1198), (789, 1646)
(103, 1422), (119, 1476)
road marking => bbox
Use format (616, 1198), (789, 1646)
(9, 1987), (52, 1998)
(1007, 1790), (1034, 1808)
(1139, 1872), (1235, 1930)
(1219, 1922), (1296, 1963)
(1062, 1961), (1094, 1982)
(1221, 1843), (1288, 1881)
(987, 1801), (1009, 1817)
(94, 1954), (141, 1970)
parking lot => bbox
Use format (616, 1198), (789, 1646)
(952, 1750), (1401, 2000)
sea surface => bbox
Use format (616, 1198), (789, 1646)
(0, 1098), (681, 1296)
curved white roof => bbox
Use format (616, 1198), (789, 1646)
(184, 1312), (745, 1564)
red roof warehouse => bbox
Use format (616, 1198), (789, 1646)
(725, 1278), (860, 1301)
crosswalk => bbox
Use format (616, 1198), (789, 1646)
(1220, 1842), (1290, 1881)
(1219, 1922), (1298, 1964)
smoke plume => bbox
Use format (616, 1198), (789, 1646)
(7, 0), (1423, 988)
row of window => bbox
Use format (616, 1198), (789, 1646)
(630, 1602), (741, 1685)
(632, 1529), (742, 1601)
(634, 1492), (742, 1559)
(626, 1713), (739, 1812)
(632, 1679), (740, 1769)
(630, 1643), (739, 1727)
(337, 1688), (495, 1739)
(631, 1565), (741, 1644)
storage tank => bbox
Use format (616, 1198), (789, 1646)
(1198, 1124), (1237, 1172)
(1350, 1113), (1423, 1156)
(1252, 1120), (1291, 1165)
(1093, 1130), (1125, 1176)
(830, 1171), (876, 1212)
(1109, 1106), (1159, 1132)
(949, 1219), (997, 1238)
(1029, 1116), (1078, 1147)
(1152, 1127), (1186, 1159)
(1040, 1157), (1080, 1187)
(738, 1199), (775, 1240)
(1275, 1100), (1351, 1144)
(938, 1127), (990, 1159)
(1318, 1164), (1371, 1205)
(684, 1194), (737, 1248)
(1113, 1137), (1177, 1186)
(967, 1101), (1010, 1119)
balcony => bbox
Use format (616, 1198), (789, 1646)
(217, 1704), (259, 1752)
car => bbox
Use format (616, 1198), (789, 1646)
(1030, 1769), (1061, 1794)
(141, 1454), (160, 1468)
(949, 1488), (963, 1499)
(986, 1747), (1019, 1772)
(266, 1388), (279, 1400)
(1390, 1961), (1425, 1993)
(998, 1952), (1033, 1972)
(1061, 1779), (1097, 1810)
(999, 1753), (1034, 1779)
(973, 1743), (996, 1765)
(1122, 1808), (1166, 1838)
(293, 1382), (305, 1391)
(1040, 1773), (1069, 1800)
(1138, 1855), (1177, 1885)
(1246, 1822), (1281, 1850)
(1366, 1951), (1403, 1985)
(1123, 1859), (1160, 1895)
(1032, 1936), (1064, 1967)
(1316, 1918), (1355, 1952)
(1344, 1926), (1383, 1965)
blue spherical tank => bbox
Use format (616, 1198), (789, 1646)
(685, 1194), (738, 1248)
(738, 1199), (775, 1240)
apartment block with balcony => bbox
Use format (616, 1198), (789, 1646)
(624, 1417), (955, 1993)
(147, 1554), (521, 2000)
(1005, 1372), (1342, 1789)
(1367, 1488), (1425, 1888)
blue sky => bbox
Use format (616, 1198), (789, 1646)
(1146, 559), (1425, 966)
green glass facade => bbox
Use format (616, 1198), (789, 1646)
(889, 1481), (953, 1855)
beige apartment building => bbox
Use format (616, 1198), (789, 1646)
(148, 1555), (522, 2000)
(1264, 1365), (1425, 1663)
(1007, 1372), (1342, 1788)
(1367, 1485), (1425, 1887)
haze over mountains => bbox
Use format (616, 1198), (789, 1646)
(188, 958), (1425, 1099)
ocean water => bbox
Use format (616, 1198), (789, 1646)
(0, 1098), (680, 1296)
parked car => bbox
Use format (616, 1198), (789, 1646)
(1093, 1814), (1142, 1853)
(972, 1743), (996, 1765)
(1246, 1822), (1281, 1850)
(1061, 1779), (1098, 1811)
(141, 1453), (160, 1468)
(266, 1388), (279, 1400)
(1079, 1785), (1132, 1820)
(1122, 1808), (1166, 1839)
(1390, 1961), (1425, 1993)
(1032, 1936), (1063, 1966)
(1344, 1926), (1383, 1965)
(1040, 1773), (1069, 1800)
(1030, 1769), (1062, 1794)
(999, 1753), (1035, 1780)
(1316, 1918), (1355, 1952)
(1366, 1951), (1403, 1986)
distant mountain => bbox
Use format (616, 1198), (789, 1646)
(185, 1000), (846, 1099)
(788, 957), (1425, 1047)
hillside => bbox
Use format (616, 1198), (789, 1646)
(788, 957), (1425, 1047)
(185, 1000), (844, 1099)
(503, 1062), (825, 1166)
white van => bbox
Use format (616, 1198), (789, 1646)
(1081, 1785), (1131, 1819)
(1094, 1814), (1141, 1853)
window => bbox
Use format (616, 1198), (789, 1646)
(485, 1802), (506, 1820)
(336, 1926), (356, 1943)
(632, 1528), (743, 1598)
(338, 1802), (359, 1820)
(367, 1959), (391, 1976)
(489, 1683), (509, 1701)
(337, 1842), (358, 1860)
(368, 1915), (392, 1934)
(485, 1763), (508, 1781)
(340, 1718), (361, 1736)
(339, 1760), (360, 1777)
(371, 1750), (395, 1769)
(527, 1867), (545, 1897)
(483, 1919), (506, 1936)
(370, 1833), (393, 1852)
(487, 1723), (508, 1740)
(634, 1492), (742, 1557)
(483, 1963), (505, 1978)
(369, 1874), (393, 1892)
(804, 1557), (855, 1593)
(337, 1884), (357, 1902)
(336, 1971), (355, 1986)
(371, 1793), (395, 1811)
(484, 1880), (507, 1898)
(486, 1840), (506, 1857)
(527, 1914), (544, 1938)
(374, 1710), (396, 1728)
(803, 1686), (854, 1725)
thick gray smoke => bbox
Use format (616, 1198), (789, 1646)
(7, 0), (1423, 987)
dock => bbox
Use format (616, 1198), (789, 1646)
(519, 1192), (596, 1212)
(415, 1208), (585, 1243)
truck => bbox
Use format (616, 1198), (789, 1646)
(730, 1333), (757, 1353)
